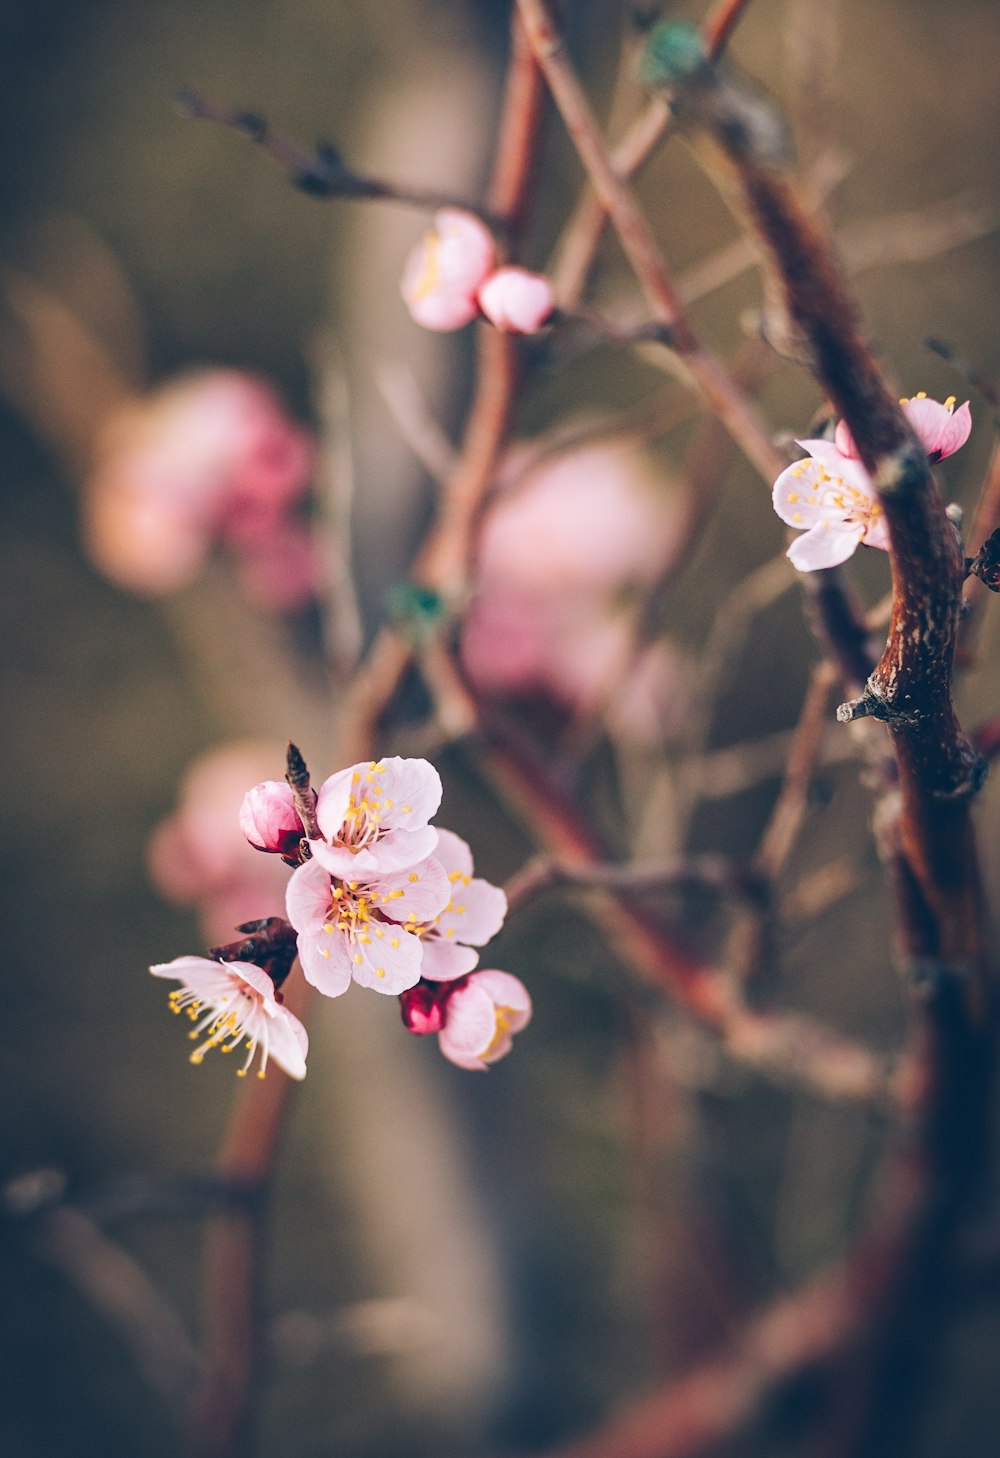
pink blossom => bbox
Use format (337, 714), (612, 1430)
(240, 781), (307, 857)
(835, 394), (972, 465)
(772, 438), (890, 572)
(400, 209), (496, 331)
(776, 395), (972, 572)
(461, 440), (681, 720)
(416, 829), (508, 981)
(285, 851), (450, 999)
(84, 370), (315, 597)
(477, 267), (555, 334)
(310, 757), (443, 877)
(401, 971), (532, 1070)
(148, 742), (295, 943)
(150, 955), (308, 1079)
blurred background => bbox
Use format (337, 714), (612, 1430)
(2, 1), (1000, 1455)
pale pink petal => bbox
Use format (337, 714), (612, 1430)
(314, 767), (355, 841)
(296, 928), (354, 999)
(368, 757), (443, 831)
(773, 459), (843, 529)
(310, 825), (440, 878)
(862, 513), (892, 551)
(431, 827), (475, 879)
(419, 938), (481, 981)
(938, 400), (972, 458)
(787, 521), (865, 572)
(477, 267), (555, 334)
(437, 981), (497, 1064)
(261, 1002), (309, 1080)
(285, 857), (333, 936)
(470, 970), (532, 1034)
(368, 855), (451, 923)
(433, 875), (507, 947)
(349, 922), (423, 995)
(833, 420), (858, 458)
(150, 955), (232, 995)
(904, 396), (972, 460)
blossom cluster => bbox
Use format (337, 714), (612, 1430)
(400, 209), (555, 335)
(773, 394), (972, 572)
(152, 756), (529, 1080)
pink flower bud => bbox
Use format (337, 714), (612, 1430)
(400, 209), (496, 331)
(399, 982), (447, 1035)
(477, 267), (555, 335)
(239, 781), (305, 856)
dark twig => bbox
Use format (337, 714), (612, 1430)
(672, 46), (994, 1458)
(174, 90), (501, 227)
(504, 853), (769, 913)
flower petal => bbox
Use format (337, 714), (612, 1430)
(438, 981), (497, 1063)
(310, 825), (439, 878)
(369, 855), (451, 923)
(349, 923), (423, 995)
(285, 857), (333, 935)
(419, 938), (481, 981)
(787, 521), (865, 572)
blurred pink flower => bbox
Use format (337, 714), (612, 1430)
(401, 971), (531, 1070)
(150, 954), (308, 1079)
(461, 440), (682, 728)
(400, 209), (496, 331)
(148, 742), (295, 943)
(477, 267), (554, 334)
(240, 780), (307, 857)
(776, 396), (971, 572)
(84, 369), (315, 599)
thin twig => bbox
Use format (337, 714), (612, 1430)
(552, 0), (758, 307)
(516, 0), (785, 488)
(504, 853), (768, 913)
(174, 90), (501, 226)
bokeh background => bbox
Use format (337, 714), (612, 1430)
(2, 1), (1000, 1455)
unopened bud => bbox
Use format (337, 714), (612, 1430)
(240, 780), (305, 855)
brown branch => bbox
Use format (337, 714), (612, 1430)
(479, 719), (894, 1107)
(516, 0), (785, 488)
(553, 0), (758, 307)
(667, 51), (994, 1458)
(504, 853), (769, 913)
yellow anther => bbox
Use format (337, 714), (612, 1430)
(915, 390), (927, 399)
(944, 395), (956, 411)
(787, 492), (799, 503)
(354, 953), (363, 965)
(320, 947), (331, 958)
(391, 938), (400, 949)
(323, 922), (335, 934)
(375, 968), (386, 978)
(408, 872), (418, 883)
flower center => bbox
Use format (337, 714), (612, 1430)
(169, 984), (271, 1078)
